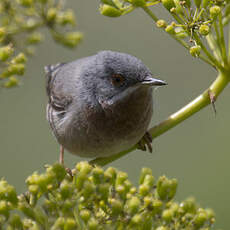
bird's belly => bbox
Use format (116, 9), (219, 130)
(56, 90), (153, 158)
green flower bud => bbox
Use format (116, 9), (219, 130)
(46, 8), (57, 22)
(28, 185), (39, 195)
(143, 196), (152, 207)
(139, 184), (150, 196)
(130, 0), (146, 7)
(60, 180), (73, 199)
(92, 167), (104, 184)
(206, 208), (215, 219)
(110, 198), (123, 216)
(4, 76), (19, 88)
(88, 217), (99, 230)
(210, 6), (221, 19)
(17, 0), (34, 7)
(194, 0), (201, 7)
(143, 174), (154, 187)
(0, 180), (18, 205)
(127, 196), (141, 215)
(76, 161), (92, 174)
(116, 171), (128, 185)
(47, 163), (66, 182)
(156, 227), (168, 230)
(194, 210), (208, 227)
(173, 0), (183, 13)
(190, 45), (201, 57)
(100, 4), (122, 17)
(202, 0), (210, 7)
(12, 53), (27, 63)
(157, 176), (177, 201)
(165, 25), (175, 34)
(162, 209), (174, 222)
(161, 0), (176, 11)
(104, 167), (117, 183)
(9, 214), (23, 228)
(57, 10), (76, 26)
(156, 20), (167, 28)
(98, 183), (110, 200)
(80, 209), (91, 223)
(130, 187), (137, 194)
(83, 181), (95, 199)
(199, 24), (210, 36)
(131, 214), (142, 225)
(53, 217), (65, 228)
(27, 32), (43, 44)
(0, 45), (13, 61)
(0, 27), (6, 40)
(7, 64), (25, 75)
(152, 199), (163, 213)
(0, 201), (10, 218)
(180, 197), (197, 213)
(64, 218), (76, 230)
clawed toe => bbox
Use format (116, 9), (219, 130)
(137, 132), (153, 153)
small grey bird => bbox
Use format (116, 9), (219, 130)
(45, 51), (166, 164)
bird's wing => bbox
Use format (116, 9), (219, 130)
(45, 63), (72, 112)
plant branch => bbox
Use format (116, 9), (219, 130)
(90, 70), (229, 166)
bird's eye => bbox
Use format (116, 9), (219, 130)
(111, 74), (125, 87)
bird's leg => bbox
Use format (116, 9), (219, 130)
(59, 145), (64, 165)
(59, 145), (73, 178)
(137, 131), (153, 153)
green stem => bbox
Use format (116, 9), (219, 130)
(206, 33), (222, 62)
(90, 70), (230, 166)
(194, 33), (224, 71)
(218, 13), (228, 65)
(142, 5), (158, 22)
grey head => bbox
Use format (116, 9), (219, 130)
(45, 50), (167, 158)
(78, 51), (166, 107)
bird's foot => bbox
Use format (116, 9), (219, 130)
(59, 145), (73, 178)
(137, 131), (153, 153)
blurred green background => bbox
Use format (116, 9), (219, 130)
(0, 1), (229, 229)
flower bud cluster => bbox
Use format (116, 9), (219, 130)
(0, 162), (216, 229)
(0, 0), (82, 88)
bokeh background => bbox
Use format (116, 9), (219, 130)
(1, 1), (229, 229)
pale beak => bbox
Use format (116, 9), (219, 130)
(141, 76), (167, 86)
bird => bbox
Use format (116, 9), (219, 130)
(45, 50), (166, 164)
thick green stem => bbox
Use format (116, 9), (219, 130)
(90, 70), (229, 166)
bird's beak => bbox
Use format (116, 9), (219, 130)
(141, 76), (167, 86)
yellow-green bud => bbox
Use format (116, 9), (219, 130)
(27, 32), (43, 44)
(202, 0), (210, 8)
(47, 8), (57, 22)
(210, 6), (221, 19)
(7, 64), (25, 75)
(162, 209), (174, 222)
(0, 201), (9, 217)
(156, 227), (168, 230)
(127, 196), (141, 215)
(12, 53), (27, 64)
(60, 181), (73, 199)
(139, 184), (150, 196)
(92, 167), (104, 184)
(28, 185), (39, 195)
(130, 0), (146, 7)
(98, 183), (110, 200)
(57, 10), (75, 26)
(62, 32), (82, 48)
(100, 4), (122, 17)
(64, 218), (76, 230)
(194, 210), (208, 227)
(104, 167), (117, 182)
(80, 209), (91, 223)
(116, 171), (128, 185)
(0, 45), (13, 61)
(199, 24), (210, 36)
(88, 218), (99, 230)
(131, 214), (142, 225)
(110, 198), (123, 216)
(156, 20), (167, 28)
(161, 0), (176, 11)
(190, 45), (201, 57)
(0, 27), (6, 40)
(17, 0), (34, 7)
(173, 0), (183, 13)
(9, 214), (23, 228)
(4, 76), (19, 88)
(165, 25), (175, 34)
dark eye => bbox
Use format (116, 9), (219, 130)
(111, 74), (125, 87)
